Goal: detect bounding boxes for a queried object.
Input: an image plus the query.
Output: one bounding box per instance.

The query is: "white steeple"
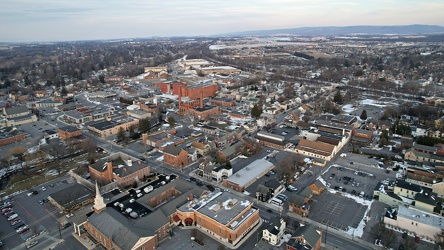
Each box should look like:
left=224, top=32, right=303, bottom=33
left=93, top=182, right=106, bottom=213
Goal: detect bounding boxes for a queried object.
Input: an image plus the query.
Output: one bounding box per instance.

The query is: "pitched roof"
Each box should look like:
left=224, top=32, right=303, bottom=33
left=289, top=194, right=306, bottom=206
left=88, top=209, right=148, bottom=250
left=264, top=179, right=281, bottom=190
left=256, top=184, right=269, bottom=194
left=296, top=139, right=335, bottom=156
left=4, top=105, right=28, bottom=115
left=49, top=183, right=93, bottom=208
left=163, top=144, right=184, bottom=156
left=191, top=141, right=207, bottom=150
left=292, top=224, right=321, bottom=247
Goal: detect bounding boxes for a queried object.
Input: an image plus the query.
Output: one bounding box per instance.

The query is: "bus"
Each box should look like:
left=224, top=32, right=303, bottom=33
left=270, top=198, right=283, bottom=206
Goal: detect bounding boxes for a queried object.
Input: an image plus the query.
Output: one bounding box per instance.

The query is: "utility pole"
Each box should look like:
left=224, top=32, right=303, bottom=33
left=325, top=224, right=328, bottom=244
left=57, top=222, right=62, bottom=239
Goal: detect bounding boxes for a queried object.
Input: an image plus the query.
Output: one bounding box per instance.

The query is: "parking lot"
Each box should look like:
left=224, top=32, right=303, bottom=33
left=0, top=177, right=76, bottom=249
left=310, top=191, right=368, bottom=231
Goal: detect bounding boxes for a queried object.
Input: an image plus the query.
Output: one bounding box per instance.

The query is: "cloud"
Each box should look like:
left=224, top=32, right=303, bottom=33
left=0, top=0, right=443, bottom=42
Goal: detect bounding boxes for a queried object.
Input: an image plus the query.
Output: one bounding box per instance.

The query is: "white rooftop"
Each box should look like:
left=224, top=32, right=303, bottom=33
left=397, top=205, right=444, bottom=229
left=226, top=159, right=274, bottom=187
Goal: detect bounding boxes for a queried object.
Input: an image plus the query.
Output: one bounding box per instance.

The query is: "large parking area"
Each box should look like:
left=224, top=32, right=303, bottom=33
left=310, top=191, right=368, bottom=231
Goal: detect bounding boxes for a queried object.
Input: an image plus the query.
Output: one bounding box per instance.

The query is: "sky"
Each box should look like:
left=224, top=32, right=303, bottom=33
left=1, top=0, right=443, bottom=42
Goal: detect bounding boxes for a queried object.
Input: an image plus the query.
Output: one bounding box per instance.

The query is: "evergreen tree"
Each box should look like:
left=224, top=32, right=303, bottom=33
left=138, top=118, right=151, bottom=133
left=167, top=116, right=176, bottom=126
left=333, top=90, right=343, bottom=104
left=251, top=104, right=263, bottom=118
left=60, top=86, right=68, bottom=97
left=360, top=110, right=368, bottom=120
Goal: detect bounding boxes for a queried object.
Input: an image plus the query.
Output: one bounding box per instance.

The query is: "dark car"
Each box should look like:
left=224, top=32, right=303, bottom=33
left=267, top=209, right=273, bottom=213
left=190, top=177, right=196, bottom=182
left=206, top=185, right=215, bottom=192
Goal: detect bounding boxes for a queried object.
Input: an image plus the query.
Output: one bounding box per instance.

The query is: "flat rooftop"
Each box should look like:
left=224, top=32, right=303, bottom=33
left=397, top=205, right=444, bottom=229
left=178, top=191, right=256, bottom=229
left=226, top=159, right=274, bottom=187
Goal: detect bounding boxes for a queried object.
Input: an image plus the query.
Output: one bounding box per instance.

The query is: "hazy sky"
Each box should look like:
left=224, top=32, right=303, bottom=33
left=1, top=0, right=443, bottom=42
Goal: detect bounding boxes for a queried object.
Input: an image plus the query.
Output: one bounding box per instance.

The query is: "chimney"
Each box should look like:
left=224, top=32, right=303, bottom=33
left=127, top=159, right=132, bottom=166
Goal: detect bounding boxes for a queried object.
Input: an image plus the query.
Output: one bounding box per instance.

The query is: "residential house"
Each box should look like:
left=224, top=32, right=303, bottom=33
left=263, top=217, right=286, bottom=246
left=286, top=224, right=322, bottom=250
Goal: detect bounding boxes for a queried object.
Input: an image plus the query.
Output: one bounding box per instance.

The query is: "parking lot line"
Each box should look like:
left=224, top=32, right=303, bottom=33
left=16, top=201, right=37, bottom=222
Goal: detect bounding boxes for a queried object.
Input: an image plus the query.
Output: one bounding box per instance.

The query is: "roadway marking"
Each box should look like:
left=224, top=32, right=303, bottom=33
left=16, top=200, right=37, bottom=222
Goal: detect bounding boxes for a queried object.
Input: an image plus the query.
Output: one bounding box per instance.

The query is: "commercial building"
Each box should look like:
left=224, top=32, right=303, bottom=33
left=223, top=159, right=274, bottom=192
left=1, top=105, right=37, bottom=126
left=295, top=138, right=336, bottom=161
left=48, top=183, right=94, bottom=213
left=58, top=126, right=83, bottom=140
left=383, top=206, right=444, bottom=242
left=175, top=191, right=260, bottom=247
left=87, top=117, right=138, bottom=138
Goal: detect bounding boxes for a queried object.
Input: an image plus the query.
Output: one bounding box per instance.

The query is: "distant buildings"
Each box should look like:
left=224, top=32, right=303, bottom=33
left=1, top=105, right=37, bottom=127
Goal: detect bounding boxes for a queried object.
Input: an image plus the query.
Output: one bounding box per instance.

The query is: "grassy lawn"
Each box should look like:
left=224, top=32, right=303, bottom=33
left=4, top=173, right=58, bottom=196
left=2, top=151, right=107, bottom=197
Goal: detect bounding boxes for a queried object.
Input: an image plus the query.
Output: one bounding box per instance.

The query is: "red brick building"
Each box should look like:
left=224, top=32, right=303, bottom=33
left=286, top=224, right=322, bottom=250
left=210, top=97, right=236, bottom=107
left=163, top=144, right=189, bottom=168
left=288, top=187, right=313, bottom=217
left=176, top=191, right=260, bottom=247
left=0, top=131, right=26, bottom=146
left=58, top=126, right=83, bottom=140
left=88, top=157, right=150, bottom=187
left=79, top=184, right=159, bottom=250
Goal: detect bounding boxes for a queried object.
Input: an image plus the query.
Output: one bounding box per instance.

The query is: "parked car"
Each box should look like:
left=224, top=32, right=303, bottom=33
left=65, top=213, right=74, bottom=219
left=17, top=227, right=29, bottom=234
left=7, top=213, right=18, bottom=221
left=26, top=241, right=38, bottom=249
left=11, top=219, right=22, bottom=226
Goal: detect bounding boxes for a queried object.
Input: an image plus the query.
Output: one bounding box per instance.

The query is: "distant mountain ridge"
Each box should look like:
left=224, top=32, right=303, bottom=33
left=223, top=24, right=444, bottom=36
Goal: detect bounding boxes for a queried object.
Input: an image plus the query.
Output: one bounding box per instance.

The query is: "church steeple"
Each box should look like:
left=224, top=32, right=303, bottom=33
left=93, top=182, right=106, bottom=213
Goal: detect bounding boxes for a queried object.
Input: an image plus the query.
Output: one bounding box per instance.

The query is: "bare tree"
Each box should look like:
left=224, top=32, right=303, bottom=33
left=383, top=229, right=398, bottom=248
left=370, top=222, right=387, bottom=240
left=402, top=236, right=417, bottom=250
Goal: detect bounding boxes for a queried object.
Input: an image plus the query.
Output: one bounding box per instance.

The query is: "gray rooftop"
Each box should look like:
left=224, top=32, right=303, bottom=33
left=226, top=159, right=274, bottom=188
left=396, top=205, right=444, bottom=229
left=178, top=191, right=256, bottom=228
left=49, top=183, right=93, bottom=208
left=4, top=105, right=28, bottom=115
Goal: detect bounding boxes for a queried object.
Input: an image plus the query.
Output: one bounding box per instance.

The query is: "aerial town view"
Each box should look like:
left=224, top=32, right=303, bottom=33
left=1, top=1, right=444, bottom=250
